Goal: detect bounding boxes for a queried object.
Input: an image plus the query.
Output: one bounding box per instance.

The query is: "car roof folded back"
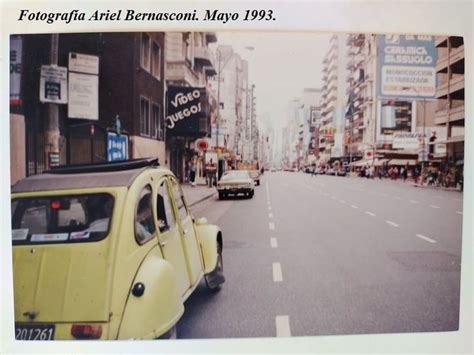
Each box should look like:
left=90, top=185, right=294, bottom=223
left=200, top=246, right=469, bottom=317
left=12, top=168, right=145, bottom=193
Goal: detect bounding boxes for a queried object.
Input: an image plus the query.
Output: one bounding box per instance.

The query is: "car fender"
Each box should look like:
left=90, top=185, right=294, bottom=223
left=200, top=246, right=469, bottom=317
left=195, top=222, right=222, bottom=274
left=118, top=247, right=184, bottom=339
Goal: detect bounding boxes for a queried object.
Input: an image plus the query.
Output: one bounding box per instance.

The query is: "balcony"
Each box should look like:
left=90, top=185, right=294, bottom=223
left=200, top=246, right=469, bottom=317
left=435, top=36, right=448, bottom=47
left=204, top=65, right=217, bottom=77
left=436, top=45, right=464, bottom=72
left=194, top=46, right=215, bottom=67
left=166, top=61, right=199, bottom=86
left=435, top=75, right=464, bottom=98
left=206, top=32, right=218, bottom=43
left=434, top=104, right=465, bottom=125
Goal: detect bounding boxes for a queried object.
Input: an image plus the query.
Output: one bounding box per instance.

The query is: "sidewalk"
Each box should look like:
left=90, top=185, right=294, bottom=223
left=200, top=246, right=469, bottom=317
left=347, top=175, right=462, bottom=192
left=182, top=182, right=217, bottom=207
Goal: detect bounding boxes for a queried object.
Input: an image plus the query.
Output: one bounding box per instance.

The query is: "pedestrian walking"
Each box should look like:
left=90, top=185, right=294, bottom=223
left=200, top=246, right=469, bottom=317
left=206, top=159, right=217, bottom=188
left=402, top=167, right=408, bottom=182
left=189, top=160, right=196, bottom=187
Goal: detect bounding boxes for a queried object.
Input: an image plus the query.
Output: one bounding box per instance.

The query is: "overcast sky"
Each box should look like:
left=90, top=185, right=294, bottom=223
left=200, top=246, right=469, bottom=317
left=213, top=31, right=332, bottom=131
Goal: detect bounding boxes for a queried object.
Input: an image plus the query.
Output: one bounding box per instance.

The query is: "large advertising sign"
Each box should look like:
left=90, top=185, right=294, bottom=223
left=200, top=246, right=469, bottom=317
left=166, top=86, right=209, bottom=137
left=377, top=35, right=437, bottom=99
left=10, top=35, right=22, bottom=105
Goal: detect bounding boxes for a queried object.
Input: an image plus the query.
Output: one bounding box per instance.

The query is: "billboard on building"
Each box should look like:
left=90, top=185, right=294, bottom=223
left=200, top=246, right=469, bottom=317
left=68, top=53, right=99, bottom=120
left=166, top=86, right=210, bottom=137
left=377, top=35, right=437, bottom=99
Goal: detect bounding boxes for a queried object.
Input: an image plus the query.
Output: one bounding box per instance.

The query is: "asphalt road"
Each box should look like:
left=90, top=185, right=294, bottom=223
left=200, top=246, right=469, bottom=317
left=179, top=172, right=463, bottom=339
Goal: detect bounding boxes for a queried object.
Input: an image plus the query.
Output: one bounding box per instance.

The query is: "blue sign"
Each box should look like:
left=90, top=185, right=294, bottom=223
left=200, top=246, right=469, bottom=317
left=377, top=35, right=437, bottom=99
left=107, top=132, right=128, bottom=161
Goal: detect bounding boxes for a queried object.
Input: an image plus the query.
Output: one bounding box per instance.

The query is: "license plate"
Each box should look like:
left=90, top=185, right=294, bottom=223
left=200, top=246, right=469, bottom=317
left=15, top=324, right=55, bottom=340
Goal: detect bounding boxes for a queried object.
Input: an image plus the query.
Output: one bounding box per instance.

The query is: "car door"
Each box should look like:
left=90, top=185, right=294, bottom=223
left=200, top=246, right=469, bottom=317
left=169, top=177, right=204, bottom=287
left=154, top=179, right=191, bottom=297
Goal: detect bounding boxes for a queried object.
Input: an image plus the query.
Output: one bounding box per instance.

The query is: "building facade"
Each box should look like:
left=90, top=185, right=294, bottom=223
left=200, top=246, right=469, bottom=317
left=10, top=32, right=167, bottom=185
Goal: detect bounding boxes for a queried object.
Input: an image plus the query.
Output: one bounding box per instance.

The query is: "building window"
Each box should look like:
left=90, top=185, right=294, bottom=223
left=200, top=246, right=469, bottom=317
left=151, top=42, right=161, bottom=79
left=141, top=33, right=150, bottom=71
left=140, top=97, right=151, bottom=137
left=152, top=103, right=164, bottom=140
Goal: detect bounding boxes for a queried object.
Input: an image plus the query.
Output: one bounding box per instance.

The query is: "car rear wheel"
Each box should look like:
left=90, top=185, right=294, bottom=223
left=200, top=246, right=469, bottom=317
left=218, top=192, right=224, bottom=200
left=205, top=243, right=224, bottom=292
left=157, top=325, right=177, bottom=340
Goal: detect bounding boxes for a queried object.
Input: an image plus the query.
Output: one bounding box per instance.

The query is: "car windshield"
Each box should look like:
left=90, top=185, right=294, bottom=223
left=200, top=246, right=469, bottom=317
left=11, top=193, right=114, bottom=245
left=221, top=171, right=250, bottom=181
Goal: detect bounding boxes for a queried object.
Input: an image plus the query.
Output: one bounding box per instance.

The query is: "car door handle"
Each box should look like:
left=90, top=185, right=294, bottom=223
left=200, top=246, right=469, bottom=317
left=159, top=239, right=168, bottom=246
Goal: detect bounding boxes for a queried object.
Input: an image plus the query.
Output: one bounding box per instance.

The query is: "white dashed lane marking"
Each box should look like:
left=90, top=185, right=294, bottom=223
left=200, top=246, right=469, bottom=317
left=272, top=263, right=283, bottom=282
left=275, top=315, right=292, bottom=337
left=386, top=220, right=399, bottom=227
left=416, top=234, right=437, bottom=244
left=429, top=205, right=440, bottom=209
left=456, top=211, right=463, bottom=215
left=365, top=211, right=376, bottom=217
left=351, top=204, right=359, bottom=209
left=271, top=238, right=278, bottom=248
left=269, top=222, right=275, bottom=230
left=269, top=213, right=273, bottom=219
left=339, top=200, right=346, bottom=204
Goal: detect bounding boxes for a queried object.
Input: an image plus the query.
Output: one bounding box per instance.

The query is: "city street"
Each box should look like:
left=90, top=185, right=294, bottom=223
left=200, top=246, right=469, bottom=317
left=180, top=172, right=463, bottom=338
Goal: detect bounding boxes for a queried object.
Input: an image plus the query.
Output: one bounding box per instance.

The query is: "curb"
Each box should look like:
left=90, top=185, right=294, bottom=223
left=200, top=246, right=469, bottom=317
left=413, top=184, right=462, bottom=192
left=188, top=191, right=218, bottom=207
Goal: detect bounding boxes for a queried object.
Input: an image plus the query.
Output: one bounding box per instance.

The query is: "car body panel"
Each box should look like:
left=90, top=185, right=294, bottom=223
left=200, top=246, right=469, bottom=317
left=195, top=222, right=221, bottom=274
left=11, top=162, right=223, bottom=340
left=118, top=247, right=183, bottom=340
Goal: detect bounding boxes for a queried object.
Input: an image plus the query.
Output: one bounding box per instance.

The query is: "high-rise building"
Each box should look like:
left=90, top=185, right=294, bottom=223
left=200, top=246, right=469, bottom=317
left=319, top=34, right=348, bottom=164
left=434, top=36, right=464, bottom=172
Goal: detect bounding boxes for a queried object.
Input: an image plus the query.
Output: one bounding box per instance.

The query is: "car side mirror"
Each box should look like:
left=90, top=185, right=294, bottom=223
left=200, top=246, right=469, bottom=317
left=195, top=217, right=208, bottom=226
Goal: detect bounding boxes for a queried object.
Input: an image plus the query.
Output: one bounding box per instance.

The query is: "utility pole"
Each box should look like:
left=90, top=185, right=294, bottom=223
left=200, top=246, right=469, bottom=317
left=45, top=34, right=60, bottom=169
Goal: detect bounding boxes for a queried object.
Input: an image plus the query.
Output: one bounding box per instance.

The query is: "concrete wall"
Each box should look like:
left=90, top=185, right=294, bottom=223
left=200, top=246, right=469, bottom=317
left=10, top=114, right=26, bottom=185
left=131, top=135, right=166, bottom=167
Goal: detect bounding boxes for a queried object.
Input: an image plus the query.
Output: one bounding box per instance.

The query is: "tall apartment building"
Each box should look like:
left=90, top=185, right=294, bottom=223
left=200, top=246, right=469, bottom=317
left=301, top=88, right=322, bottom=165
left=319, top=34, right=348, bottom=164
left=434, top=36, right=464, bottom=170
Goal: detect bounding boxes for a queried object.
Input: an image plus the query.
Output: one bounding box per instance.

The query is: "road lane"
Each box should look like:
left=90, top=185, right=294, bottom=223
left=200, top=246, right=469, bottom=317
left=179, top=172, right=462, bottom=339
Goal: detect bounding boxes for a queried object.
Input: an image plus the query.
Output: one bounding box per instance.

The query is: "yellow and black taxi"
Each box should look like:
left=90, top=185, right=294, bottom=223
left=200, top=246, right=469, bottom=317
left=11, top=158, right=224, bottom=340
left=216, top=170, right=254, bottom=199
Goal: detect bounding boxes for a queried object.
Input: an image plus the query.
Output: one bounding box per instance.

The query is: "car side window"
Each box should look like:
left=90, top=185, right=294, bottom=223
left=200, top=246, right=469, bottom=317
left=171, top=179, right=188, bottom=220
left=157, top=181, right=176, bottom=233
left=135, top=185, right=156, bottom=244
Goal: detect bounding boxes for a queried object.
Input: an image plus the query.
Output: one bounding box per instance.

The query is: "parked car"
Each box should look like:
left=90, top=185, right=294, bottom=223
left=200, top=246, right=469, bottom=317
left=217, top=170, right=254, bottom=199
left=11, top=158, right=224, bottom=340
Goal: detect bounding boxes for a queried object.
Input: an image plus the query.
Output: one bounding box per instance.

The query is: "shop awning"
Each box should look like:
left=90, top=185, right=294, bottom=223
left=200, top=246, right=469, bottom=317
left=373, top=158, right=389, bottom=167
left=350, top=158, right=389, bottom=167
left=388, top=159, right=417, bottom=166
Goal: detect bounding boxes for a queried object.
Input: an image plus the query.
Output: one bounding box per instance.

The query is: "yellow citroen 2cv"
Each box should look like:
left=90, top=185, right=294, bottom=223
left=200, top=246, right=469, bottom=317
left=11, top=158, right=224, bottom=340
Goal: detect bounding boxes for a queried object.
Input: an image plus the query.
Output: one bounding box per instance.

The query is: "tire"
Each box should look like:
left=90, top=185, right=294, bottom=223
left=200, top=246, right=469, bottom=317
left=157, top=325, right=177, bottom=340
left=205, top=243, right=224, bottom=292
left=218, top=192, right=224, bottom=200
left=249, top=191, right=254, bottom=198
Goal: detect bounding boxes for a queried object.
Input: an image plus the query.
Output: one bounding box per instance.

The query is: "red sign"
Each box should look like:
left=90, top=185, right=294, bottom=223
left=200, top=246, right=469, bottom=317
left=196, top=139, right=209, bottom=152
